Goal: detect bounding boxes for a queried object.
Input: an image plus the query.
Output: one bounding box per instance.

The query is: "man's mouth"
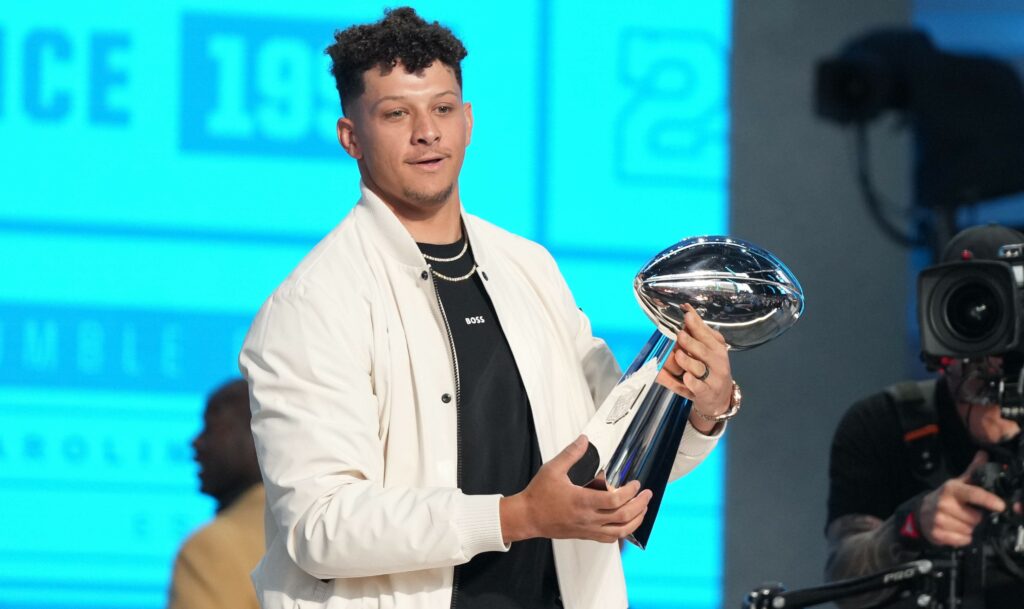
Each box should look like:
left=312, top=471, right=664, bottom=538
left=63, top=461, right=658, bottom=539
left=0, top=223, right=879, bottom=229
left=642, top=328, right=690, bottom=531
left=408, top=155, right=446, bottom=168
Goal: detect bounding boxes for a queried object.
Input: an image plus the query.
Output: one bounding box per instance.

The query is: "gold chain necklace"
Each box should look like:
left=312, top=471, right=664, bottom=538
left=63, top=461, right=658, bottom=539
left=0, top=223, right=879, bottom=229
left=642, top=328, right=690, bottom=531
left=421, top=240, right=468, bottom=263
left=430, top=264, right=478, bottom=282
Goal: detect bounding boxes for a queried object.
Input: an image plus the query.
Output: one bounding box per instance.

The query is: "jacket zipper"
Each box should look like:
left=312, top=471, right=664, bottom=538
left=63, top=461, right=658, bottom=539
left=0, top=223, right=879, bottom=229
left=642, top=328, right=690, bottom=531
left=429, top=271, right=463, bottom=609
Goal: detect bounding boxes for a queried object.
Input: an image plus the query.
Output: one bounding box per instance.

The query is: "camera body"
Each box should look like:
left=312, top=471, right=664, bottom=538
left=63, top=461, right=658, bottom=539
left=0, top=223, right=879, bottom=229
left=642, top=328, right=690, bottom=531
left=918, top=244, right=1024, bottom=359
left=971, top=448, right=1024, bottom=562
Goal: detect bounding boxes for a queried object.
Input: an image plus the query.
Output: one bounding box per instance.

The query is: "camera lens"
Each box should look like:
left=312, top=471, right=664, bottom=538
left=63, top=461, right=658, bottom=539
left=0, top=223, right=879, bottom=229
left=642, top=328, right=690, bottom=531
left=919, top=260, right=1018, bottom=358
left=945, top=281, right=1002, bottom=341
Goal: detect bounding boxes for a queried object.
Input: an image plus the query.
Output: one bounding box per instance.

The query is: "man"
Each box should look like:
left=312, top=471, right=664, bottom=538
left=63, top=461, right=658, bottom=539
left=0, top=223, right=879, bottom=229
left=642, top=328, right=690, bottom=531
left=826, top=224, right=1024, bottom=608
left=168, top=378, right=265, bottom=609
left=239, top=7, right=738, bottom=609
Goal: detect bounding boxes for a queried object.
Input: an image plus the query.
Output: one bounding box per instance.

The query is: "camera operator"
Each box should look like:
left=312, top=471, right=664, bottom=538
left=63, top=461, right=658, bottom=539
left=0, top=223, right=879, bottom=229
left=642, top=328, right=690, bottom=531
left=825, top=224, right=1024, bottom=608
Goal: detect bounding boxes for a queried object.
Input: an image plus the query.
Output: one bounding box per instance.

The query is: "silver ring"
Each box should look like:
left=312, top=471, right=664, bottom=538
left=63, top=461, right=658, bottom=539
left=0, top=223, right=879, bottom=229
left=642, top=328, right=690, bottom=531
left=697, top=362, right=711, bottom=382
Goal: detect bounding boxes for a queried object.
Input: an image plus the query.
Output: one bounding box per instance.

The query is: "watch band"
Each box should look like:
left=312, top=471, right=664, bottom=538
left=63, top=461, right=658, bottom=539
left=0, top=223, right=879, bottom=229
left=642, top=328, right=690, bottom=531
left=692, top=380, right=742, bottom=423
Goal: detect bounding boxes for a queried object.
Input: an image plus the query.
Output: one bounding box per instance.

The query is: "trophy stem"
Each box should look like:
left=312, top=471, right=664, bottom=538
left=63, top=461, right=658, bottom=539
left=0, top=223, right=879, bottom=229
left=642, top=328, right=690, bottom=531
left=620, top=329, right=674, bottom=381
left=604, top=329, right=693, bottom=549
left=624, top=392, right=691, bottom=549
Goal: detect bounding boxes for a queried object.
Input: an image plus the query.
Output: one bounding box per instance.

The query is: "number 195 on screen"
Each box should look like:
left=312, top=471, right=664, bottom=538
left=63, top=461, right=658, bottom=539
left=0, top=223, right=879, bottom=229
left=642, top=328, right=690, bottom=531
left=180, top=14, right=342, bottom=158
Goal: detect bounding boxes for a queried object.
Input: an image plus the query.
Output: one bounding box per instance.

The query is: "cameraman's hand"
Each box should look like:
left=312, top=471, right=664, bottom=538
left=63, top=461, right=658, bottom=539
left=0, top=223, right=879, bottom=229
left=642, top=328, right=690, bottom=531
left=499, top=436, right=653, bottom=544
left=918, top=451, right=1006, bottom=547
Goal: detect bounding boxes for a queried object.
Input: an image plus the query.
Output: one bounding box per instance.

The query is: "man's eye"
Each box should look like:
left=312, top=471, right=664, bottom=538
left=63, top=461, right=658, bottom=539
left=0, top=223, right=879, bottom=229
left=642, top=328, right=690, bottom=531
left=385, top=109, right=406, bottom=119
left=436, top=105, right=452, bottom=114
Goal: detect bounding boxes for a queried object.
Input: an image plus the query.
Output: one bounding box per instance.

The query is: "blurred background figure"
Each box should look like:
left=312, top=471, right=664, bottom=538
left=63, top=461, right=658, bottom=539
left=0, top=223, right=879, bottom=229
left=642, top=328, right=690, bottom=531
left=168, top=378, right=264, bottom=609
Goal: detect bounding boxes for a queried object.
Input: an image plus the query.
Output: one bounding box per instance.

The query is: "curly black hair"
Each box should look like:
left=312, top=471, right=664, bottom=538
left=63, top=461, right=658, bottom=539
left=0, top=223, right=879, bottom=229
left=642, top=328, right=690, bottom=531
left=325, top=7, right=468, bottom=116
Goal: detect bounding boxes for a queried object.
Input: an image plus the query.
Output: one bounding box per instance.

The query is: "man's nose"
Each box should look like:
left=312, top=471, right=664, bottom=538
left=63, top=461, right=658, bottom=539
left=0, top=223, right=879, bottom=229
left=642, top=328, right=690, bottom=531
left=411, top=114, right=440, bottom=144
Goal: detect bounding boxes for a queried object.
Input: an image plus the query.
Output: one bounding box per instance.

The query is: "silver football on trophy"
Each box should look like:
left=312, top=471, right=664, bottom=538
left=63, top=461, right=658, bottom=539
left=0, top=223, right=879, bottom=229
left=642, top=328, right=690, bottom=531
left=634, top=236, right=804, bottom=350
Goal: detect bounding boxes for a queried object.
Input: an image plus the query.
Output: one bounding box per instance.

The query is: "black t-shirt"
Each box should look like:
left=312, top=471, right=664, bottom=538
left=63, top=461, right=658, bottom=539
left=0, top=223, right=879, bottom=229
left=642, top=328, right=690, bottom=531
left=827, top=381, right=1023, bottom=607
left=419, top=236, right=561, bottom=609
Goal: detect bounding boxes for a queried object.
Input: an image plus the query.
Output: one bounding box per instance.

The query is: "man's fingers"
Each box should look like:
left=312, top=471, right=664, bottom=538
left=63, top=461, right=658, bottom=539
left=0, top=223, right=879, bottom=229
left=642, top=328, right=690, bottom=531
left=660, top=347, right=685, bottom=378
left=663, top=340, right=709, bottom=377
left=598, top=488, right=652, bottom=518
left=931, top=529, right=974, bottom=547
left=581, top=480, right=641, bottom=511
left=953, top=483, right=1006, bottom=513
left=656, top=352, right=697, bottom=396
left=601, top=507, right=649, bottom=541
left=655, top=368, right=696, bottom=399
left=683, top=303, right=719, bottom=343
left=672, top=348, right=711, bottom=382
left=932, top=509, right=978, bottom=536
left=676, top=331, right=711, bottom=363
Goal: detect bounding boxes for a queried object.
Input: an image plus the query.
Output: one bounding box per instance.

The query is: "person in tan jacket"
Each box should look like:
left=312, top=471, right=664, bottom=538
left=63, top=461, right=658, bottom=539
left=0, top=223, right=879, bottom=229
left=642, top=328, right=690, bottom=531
left=168, top=378, right=265, bottom=609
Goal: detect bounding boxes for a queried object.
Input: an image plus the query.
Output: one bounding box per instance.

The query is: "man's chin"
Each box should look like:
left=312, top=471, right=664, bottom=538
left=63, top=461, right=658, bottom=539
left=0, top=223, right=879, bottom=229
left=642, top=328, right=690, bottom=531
left=197, top=474, right=215, bottom=496
left=403, top=184, right=455, bottom=207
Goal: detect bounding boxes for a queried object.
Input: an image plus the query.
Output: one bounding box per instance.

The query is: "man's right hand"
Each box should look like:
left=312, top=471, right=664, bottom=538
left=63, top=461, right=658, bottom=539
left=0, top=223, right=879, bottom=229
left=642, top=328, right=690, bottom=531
left=917, top=450, right=1006, bottom=547
left=499, top=435, right=653, bottom=544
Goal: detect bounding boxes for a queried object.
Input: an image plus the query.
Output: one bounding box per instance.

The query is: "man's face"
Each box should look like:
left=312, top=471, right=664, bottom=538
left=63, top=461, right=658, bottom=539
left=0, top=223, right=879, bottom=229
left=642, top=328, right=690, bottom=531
left=337, top=61, right=473, bottom=217
left=191, top=402, right=259, bottom=502
left=945, top=357, right=1021, bottom=445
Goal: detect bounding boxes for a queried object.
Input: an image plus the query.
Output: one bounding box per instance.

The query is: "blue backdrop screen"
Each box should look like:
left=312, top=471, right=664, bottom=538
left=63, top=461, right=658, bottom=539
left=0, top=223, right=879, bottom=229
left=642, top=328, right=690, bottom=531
left=0, top=2, right=730, bottom=607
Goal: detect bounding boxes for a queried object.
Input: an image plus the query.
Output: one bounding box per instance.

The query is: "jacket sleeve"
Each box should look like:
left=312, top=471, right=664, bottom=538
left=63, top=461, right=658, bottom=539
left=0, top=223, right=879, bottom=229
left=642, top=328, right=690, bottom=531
left=239, top=283, right=507, bottom=581
left=823, top=510, right=923, bottom=609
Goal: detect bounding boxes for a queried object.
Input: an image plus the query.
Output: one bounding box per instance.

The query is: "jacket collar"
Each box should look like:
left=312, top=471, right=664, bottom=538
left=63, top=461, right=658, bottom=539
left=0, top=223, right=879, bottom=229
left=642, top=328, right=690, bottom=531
left=354, top=181, right=492, bottom=270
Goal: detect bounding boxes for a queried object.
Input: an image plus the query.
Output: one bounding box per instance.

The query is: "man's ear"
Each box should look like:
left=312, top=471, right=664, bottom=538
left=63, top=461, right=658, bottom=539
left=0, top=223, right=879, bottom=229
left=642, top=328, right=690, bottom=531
left=463, top=102, right=473, bottom=147
left=337, top=117, right=361, bottom=159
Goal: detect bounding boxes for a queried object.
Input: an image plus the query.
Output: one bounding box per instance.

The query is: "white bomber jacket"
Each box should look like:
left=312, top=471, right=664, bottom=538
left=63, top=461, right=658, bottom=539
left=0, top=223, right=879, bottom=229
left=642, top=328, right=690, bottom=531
left=239, top=184, right=721, bottom=609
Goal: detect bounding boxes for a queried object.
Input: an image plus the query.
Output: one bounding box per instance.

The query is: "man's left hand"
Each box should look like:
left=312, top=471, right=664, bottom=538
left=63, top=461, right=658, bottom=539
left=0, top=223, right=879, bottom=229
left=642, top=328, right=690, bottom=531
left=656, top=303, right=733, bottom=433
